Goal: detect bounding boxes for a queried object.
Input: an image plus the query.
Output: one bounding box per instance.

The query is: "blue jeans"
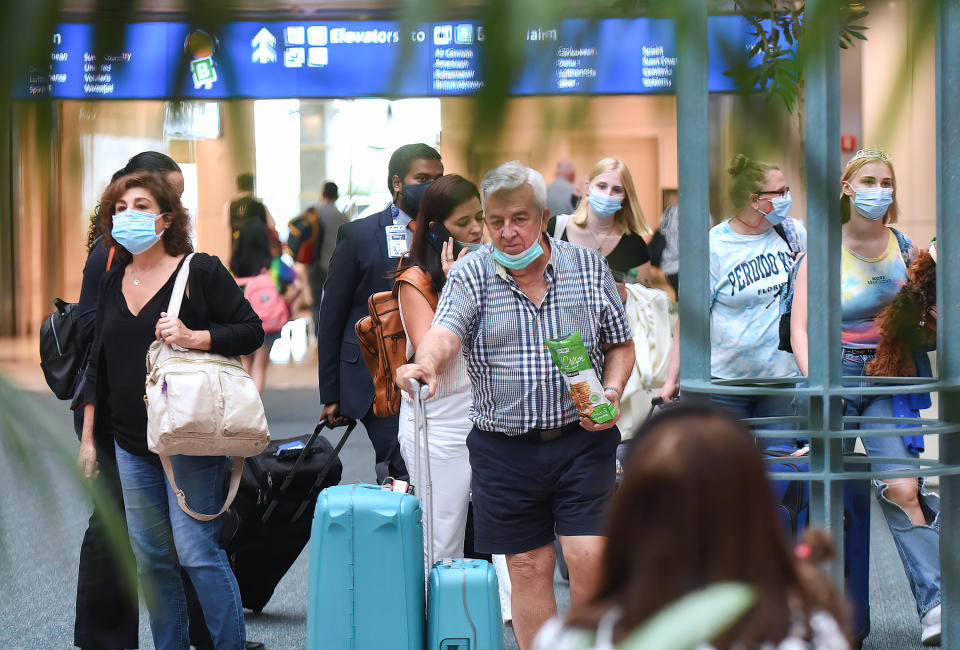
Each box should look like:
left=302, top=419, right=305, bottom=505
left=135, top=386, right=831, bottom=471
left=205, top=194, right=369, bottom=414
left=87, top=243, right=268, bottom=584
left=711, top=392, right=799, bottom=449
left=115, top=443, right=245, bottom=649
left=841, top=350, right=941, bottom=617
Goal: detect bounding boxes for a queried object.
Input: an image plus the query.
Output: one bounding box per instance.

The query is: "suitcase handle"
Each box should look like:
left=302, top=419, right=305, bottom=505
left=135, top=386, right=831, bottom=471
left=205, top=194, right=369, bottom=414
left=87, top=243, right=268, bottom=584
left=261, top=416, right=358, bottom=524
left=409, top=378, right=435, bottom=571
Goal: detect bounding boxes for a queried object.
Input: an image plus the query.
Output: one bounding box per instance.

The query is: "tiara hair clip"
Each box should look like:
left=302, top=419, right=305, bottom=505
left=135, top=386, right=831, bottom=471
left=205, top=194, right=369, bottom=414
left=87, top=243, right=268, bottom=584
left=851, top=146, right=892, bottom=163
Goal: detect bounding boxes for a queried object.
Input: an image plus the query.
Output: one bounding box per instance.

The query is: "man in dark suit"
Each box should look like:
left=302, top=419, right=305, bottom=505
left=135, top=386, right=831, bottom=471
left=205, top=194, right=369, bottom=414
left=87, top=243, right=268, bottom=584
left=317, top=143, right=443, bottom=480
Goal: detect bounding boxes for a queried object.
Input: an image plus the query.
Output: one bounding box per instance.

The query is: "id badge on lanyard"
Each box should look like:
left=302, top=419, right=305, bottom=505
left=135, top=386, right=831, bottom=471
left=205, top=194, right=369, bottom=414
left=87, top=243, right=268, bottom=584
left=386, top=224, right=409, bottom=258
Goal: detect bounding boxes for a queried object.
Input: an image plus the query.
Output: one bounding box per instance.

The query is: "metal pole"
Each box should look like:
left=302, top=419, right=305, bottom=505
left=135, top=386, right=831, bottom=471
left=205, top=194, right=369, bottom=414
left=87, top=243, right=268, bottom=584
left=802, top=0, right=844, bottom=581
left=676, top=0, right=710, bottom=389
left=0, top=97, right=14, bottom=336
left=935, top=0, right=959, bottom=644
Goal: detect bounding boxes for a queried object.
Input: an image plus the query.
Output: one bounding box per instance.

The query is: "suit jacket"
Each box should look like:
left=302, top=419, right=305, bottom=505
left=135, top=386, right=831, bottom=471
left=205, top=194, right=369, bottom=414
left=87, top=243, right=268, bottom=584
left=317, top=205, right=399, bottom=419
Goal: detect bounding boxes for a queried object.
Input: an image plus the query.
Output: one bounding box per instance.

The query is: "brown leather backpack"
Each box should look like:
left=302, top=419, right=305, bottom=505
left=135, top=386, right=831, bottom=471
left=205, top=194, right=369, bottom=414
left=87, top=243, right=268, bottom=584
left=355, top=266, right=438, bottom=417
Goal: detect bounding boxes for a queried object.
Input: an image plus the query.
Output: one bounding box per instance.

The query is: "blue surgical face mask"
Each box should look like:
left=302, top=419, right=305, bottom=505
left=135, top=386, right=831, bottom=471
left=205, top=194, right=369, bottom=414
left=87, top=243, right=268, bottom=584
left=761, top=192, right=792, bottom=226
left=587, top=192, right=623, bottom=218
left=456, top=236, right=484, bottom=253
left=492, top=238, right=543, bottom=270
left=852, top=186, right=894, bottom=221
left=112, top=209, right=164, bottom=254
left=491, top=215, right=545, bottom=270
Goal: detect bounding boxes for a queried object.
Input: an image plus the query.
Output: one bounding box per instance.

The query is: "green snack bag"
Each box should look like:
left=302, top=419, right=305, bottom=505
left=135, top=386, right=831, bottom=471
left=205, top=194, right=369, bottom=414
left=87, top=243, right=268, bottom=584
left=547, top=332, right=618, bottom=425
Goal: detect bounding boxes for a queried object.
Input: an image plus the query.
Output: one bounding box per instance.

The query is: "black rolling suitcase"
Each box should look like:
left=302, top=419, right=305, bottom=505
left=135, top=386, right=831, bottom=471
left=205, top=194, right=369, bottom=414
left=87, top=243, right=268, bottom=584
left=225, top=417, right=357, bottom=612
left=190, top=418, right=357, bottom=646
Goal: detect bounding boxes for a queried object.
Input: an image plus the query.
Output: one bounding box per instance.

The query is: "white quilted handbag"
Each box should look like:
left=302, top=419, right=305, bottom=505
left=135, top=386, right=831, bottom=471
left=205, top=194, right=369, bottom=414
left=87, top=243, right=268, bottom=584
left=145, top=253, right=270, bottom=521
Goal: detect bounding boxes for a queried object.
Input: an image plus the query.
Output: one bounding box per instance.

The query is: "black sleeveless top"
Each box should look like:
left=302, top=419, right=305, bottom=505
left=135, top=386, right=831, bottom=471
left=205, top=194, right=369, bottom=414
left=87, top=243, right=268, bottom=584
left=547, top=215, right=650, bottom=280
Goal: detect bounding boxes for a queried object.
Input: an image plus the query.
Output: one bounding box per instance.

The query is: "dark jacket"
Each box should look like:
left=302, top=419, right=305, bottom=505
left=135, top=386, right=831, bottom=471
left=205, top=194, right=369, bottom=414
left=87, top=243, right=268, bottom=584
left=85, top=252, right=264, bottom=443
left=77, top=238, right=111, bottom=351
left=71, top=238, right=112, bottom=416
left=317, top=205, right=399, bottom=419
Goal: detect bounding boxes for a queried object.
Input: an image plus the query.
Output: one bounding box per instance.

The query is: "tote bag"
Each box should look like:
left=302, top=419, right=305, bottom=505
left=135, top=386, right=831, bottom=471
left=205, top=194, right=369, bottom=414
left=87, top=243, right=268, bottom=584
left=145, top=254, right=270, bottom=521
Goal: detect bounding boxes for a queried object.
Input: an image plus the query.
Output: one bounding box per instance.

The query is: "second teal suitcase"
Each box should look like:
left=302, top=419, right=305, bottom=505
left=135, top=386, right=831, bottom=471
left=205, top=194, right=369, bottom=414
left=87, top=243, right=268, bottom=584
left=307, top=484, right=425, bottom=650
left=427, top=559, right=503, bottom=650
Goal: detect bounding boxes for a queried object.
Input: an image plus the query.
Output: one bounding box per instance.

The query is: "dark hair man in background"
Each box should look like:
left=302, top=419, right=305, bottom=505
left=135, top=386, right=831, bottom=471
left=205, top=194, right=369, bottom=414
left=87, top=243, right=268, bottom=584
left=316, top=143, right=443, bottom=480
left=226, top=172, right=277, bottom=245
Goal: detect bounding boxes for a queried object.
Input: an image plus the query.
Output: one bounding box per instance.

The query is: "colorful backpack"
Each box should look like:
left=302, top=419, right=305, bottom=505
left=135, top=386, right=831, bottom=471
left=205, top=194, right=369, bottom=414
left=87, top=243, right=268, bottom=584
left=237, top=272, right=291, bottom=335
left=287, top=209, right=321, bottom=265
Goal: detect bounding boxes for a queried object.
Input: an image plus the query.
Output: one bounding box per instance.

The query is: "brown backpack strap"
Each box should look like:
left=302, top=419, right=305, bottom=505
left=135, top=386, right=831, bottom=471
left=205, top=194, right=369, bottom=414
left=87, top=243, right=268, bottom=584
left=394, top=266, right=438, bottom=311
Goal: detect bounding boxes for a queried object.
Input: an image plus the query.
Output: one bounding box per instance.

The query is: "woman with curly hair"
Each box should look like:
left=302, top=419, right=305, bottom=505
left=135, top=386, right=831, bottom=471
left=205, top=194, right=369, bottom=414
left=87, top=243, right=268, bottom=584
left=81, top=171, right=263, bottom=649
left=73, top=151, right=183, bottom=650
left=790, top=147, right=942, bottom=645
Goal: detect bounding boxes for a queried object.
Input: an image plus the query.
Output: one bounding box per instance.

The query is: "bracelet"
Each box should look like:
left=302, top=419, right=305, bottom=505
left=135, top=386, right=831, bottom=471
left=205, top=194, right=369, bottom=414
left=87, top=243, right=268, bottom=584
left=603, top=386, right=621, bottom=397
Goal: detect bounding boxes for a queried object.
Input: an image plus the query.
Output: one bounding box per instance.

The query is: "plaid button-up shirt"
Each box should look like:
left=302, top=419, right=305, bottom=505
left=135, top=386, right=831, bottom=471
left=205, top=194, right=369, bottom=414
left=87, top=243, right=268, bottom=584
left=433, top=236, right=632, bottom=436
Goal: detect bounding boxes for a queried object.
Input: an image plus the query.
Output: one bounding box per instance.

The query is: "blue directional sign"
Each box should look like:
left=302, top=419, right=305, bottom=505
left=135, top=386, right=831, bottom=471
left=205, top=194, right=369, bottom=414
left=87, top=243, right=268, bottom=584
left=14, top=16, right=761, bottom=99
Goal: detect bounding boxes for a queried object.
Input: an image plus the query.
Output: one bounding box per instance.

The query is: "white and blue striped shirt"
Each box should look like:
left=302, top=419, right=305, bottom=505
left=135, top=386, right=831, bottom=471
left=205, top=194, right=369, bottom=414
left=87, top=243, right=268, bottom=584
left=433, top=236, right=632, bottom=436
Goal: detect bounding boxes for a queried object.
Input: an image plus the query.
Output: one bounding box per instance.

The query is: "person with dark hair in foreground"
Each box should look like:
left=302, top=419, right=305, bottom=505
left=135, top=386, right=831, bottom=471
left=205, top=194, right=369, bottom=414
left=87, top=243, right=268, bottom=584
left=533, top=405, right=849, bottom=650
left=317, top=143, right=443, bottom=480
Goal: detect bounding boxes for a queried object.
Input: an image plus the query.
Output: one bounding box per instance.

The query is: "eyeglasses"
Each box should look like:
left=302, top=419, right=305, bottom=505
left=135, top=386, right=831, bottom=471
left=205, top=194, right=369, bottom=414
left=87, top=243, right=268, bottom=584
left=758, top=187, right=790, bottom=199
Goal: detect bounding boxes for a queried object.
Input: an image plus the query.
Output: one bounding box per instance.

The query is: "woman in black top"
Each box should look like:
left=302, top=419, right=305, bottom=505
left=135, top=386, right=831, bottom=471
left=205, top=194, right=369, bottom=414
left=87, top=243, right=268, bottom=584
left=547, top=157, right=652, bottom=299
left=73, top=151, right=183, bottom=650
left=82, top=171, right=262, bottom=650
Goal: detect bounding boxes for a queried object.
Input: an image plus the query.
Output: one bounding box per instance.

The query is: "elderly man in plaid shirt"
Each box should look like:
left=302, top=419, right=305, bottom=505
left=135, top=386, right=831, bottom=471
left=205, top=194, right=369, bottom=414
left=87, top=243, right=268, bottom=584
left=397, top=161, right=635, bottom=648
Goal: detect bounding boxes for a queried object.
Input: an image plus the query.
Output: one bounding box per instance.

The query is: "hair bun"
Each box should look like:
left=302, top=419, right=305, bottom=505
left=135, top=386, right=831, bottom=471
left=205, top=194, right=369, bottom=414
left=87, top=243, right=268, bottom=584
left=729, top=154, right=751, bottom=177
left=800, top=529, right=836, bottom=563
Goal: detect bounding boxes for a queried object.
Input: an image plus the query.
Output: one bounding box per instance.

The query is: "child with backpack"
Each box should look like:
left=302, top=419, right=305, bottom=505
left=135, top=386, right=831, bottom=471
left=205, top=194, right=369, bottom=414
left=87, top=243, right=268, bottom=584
left=231, top=219, right=301, bottom=392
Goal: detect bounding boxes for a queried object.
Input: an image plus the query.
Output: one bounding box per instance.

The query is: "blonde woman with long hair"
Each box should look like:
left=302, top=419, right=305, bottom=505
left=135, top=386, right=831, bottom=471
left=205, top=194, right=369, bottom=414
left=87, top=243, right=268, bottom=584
left=548, top=158, right=652, bottom=298
left=791, top=146, right=942, bottom=646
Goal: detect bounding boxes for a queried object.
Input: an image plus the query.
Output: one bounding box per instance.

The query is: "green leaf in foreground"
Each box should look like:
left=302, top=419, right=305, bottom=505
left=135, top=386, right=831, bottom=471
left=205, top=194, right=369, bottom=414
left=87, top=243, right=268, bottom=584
left=618, top=582, right=756, bottom=650
left=0, top=373, right=137, bottom=598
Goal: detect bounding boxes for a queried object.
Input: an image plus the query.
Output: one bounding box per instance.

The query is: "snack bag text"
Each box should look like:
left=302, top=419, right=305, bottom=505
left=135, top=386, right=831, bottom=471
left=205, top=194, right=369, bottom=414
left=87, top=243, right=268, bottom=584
left=547, top=332, right=618, bottom=425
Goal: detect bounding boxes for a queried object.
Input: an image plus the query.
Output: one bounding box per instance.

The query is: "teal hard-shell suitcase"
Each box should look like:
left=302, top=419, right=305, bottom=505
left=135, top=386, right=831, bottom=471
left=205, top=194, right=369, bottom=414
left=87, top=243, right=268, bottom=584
left=427, top=559, right=503, bottom=650
left=307, top=484, right=425, bottom=650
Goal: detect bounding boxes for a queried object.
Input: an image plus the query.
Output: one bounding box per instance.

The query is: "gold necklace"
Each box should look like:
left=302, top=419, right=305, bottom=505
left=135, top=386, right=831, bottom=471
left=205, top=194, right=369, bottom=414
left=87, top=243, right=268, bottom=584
left=129, top=260, right=164, bottom=287
left=586, top=224, right=617, bottom=252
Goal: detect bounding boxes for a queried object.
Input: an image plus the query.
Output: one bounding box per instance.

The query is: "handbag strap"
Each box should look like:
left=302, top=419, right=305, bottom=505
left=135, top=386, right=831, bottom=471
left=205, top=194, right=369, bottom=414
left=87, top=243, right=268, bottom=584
left=160, top=455, right=244, bottom=522
left=166, top=253, right=196, bottom=321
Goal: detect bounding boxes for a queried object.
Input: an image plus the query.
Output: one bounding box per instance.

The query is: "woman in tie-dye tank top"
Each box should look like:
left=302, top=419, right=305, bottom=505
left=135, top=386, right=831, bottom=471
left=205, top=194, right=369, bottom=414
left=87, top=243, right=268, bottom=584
left=790, top=147, right=942, bottom=646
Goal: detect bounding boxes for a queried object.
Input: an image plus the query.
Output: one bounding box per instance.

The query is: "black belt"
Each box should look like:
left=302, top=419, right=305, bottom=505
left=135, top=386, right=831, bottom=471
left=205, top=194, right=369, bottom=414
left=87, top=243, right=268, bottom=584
left=843, top=348, right=877, bottom=356
left=526, top=420, right=581, bottom=442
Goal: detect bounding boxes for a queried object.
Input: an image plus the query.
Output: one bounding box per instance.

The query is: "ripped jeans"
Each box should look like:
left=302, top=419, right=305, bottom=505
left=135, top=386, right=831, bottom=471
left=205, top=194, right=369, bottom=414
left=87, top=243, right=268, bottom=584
left=842, top=349, right=941, bottom=618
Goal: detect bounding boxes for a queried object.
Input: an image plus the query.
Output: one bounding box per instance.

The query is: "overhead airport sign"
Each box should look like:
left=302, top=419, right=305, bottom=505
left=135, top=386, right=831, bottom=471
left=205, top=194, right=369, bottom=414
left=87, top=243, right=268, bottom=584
left=16, top=17, right=762, bottom=99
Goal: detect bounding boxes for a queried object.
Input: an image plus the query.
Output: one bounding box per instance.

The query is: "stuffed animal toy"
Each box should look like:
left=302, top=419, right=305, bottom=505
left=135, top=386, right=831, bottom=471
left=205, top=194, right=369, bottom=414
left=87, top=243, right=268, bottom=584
left=866, top=246, right=937, bottom=377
